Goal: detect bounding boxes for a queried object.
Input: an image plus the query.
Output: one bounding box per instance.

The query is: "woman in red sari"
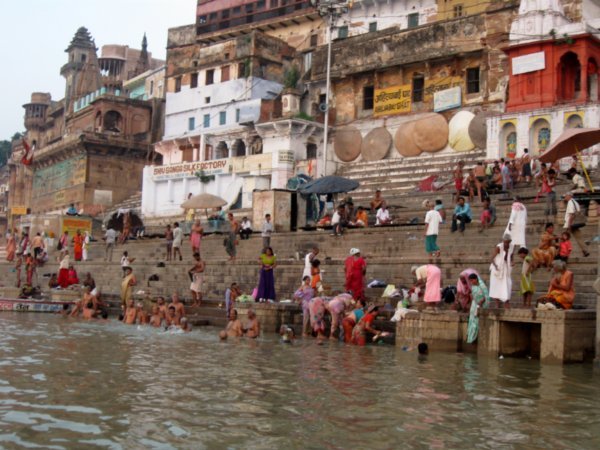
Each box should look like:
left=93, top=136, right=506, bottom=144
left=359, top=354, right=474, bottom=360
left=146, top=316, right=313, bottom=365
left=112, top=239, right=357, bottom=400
left=73, top=230, right=84, bottom=262
left=344, top=248, right=367, bottom=300
left=57, top=253, right=70, bottom=288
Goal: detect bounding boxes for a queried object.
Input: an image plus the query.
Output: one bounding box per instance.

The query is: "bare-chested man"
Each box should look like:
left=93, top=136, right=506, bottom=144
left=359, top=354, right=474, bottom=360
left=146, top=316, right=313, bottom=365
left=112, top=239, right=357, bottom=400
left=243, top=309, right=260, bottom=338
left=370, top=189, right=385, bottom=212
left=225, top=309, right=244, bottom=338
left=149, top=306, right=163, bottom=327
left=189, top=253, right=206, bottom=307
left=136, top=302, right=148, bottom=325
left=124, top=299, right=137, bottom=325
left=156, top=296, right=167, bottom=319
left=169, top=293, right=186, bottom=319
left=165, top=305, right=179, bottom=327
left=71, top=286, right=97, bottom=317
left=82, top=300, right=97, bottom=320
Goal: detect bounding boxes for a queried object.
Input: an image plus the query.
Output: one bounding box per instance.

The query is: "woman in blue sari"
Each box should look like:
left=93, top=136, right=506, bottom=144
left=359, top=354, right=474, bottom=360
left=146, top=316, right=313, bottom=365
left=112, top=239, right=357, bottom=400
left=256, top=247, right=276, bottom=302
left=467, top=273, right=490, bottom=344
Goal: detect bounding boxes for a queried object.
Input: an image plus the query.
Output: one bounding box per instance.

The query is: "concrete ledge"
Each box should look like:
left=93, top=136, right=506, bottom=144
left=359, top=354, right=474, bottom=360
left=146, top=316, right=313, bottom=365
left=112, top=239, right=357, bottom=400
left=234, top=302, right=303, bottom=334
left=395, top=311, right=473, bottom=353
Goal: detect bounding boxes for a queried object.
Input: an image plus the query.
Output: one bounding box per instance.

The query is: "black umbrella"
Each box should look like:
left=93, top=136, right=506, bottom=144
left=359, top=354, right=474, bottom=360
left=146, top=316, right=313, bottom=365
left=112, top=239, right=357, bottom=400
left=298, top=175, right=359, bottom=195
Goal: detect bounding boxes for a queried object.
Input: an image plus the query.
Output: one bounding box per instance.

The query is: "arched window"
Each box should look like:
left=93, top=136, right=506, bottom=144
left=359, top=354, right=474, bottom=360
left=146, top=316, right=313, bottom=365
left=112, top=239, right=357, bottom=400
left=215, top=141, right=229, bottom=159
left=565, top=114, right=583, bottom=129
left=557, top=52, right=581, bottom=102
left=232, top=139, right=246, bottom=157
left=500, top=122, right=517, bottom=158
left=103, top=110, right=123, bottom=132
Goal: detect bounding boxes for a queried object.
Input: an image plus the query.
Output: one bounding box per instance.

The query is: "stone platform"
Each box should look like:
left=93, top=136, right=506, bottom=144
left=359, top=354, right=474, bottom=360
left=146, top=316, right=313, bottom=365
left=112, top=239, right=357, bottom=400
left=395, top=309, right=596, bottom=364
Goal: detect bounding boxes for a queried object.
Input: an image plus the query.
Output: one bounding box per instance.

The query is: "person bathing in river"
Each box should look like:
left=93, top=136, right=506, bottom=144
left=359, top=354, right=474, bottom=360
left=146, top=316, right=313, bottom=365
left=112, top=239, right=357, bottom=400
left=294, top=276, right=314, bottom=337
left=342, top=299, right=366, bottom=344
left=149, top=306, right=163, bottom=328
left=351, top=304, right=383, bottom=346
left=124, top=299, right=137, bottom=325
left=169, top=293, right=186, bottom=319
left=224, top=309, right=244, bottom=338
left=243, top=309, right=260, bottom=338
left=165, top=305, right=180, bottom=327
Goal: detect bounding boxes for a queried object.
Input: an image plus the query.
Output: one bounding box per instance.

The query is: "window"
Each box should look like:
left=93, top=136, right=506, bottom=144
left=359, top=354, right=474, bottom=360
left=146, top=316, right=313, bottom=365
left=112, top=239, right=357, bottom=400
left=190, top=73, right=198, bottom=89
left=363, top=85, right=374, bottom=110
left=198, top=15, right=207, bottom=24
left=174, top=76, right=182, bottom=93
left=222, top=9, right=230, bottom=19
left=219, top=111, right=226, bottom=125
left=188, top=117, right=195, bottom=131
left=233, top=6, right=241, bottom=14
left=236, top=108, right=241, bottom=122
left=209, top=12, right=217, bottom=20
left=306, top=143, right=317, bottom=159
left=319, top=93, right=327, bottom=108
left=203, top=114, right=210, bottom=128
left=150, top=80, right=154, bottom=95
left=337, top=25, right=348, bottom=39
left=221, top=65, right=230, bottom=82
left=453, top=5, right=463, bottom=18
left=238, top=62, right=247, bottom=78
left=310, top=34, right=318, bottom=47
left=270, top=0, right=278, bottom=7
left=369, top=22, right=377, bottom=33
left=205, top=97, right=211, bottom=104
left=81, top=54, right=87, bottom=62
left=245, top=3, right=253, bottom=12
left=466, top=67, right=480, bottom=94
left=257, top=0, right=266, bottom=9
left=412, top=76, right=424, bottom=102
left=206, top=69, right=214, bottom=85
left=407, top=13, right=419, bottom=28
left=304, top=51, right=313, bottom=71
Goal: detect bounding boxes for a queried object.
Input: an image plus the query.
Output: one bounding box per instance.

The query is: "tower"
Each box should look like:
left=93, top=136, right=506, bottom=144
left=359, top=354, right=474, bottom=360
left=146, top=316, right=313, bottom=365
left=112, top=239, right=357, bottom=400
left=60, top=27, right=102, bottom=114
left=133, top=33, right=150, bottom=78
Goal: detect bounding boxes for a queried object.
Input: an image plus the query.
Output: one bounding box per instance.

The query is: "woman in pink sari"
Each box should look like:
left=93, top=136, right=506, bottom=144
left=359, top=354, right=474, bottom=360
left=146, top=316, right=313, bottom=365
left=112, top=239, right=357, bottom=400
left=309, top=296, right=327, bottom=339
left=326, top=293, right=355, bottom=340
left=5, top=230, right=16, bottom=262
left=456, top=268, right=479, bottom=312
left=412, top=264, right=441, bottom=309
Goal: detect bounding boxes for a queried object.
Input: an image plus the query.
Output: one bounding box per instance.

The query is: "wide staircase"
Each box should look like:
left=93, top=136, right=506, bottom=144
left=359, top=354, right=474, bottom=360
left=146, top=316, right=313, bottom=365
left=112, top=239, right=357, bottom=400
left=0, top=152, right=598, bottom=333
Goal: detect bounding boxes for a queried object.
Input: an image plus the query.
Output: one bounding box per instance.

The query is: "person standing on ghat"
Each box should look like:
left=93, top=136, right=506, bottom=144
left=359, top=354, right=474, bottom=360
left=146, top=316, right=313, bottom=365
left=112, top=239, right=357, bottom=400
left=504, top=197, right=527, bottom=249
left=172, top=222, right=183, bottom=261
left=225, top=213, right=239, bottom=262
left=189, top=252, right=205, bottom=307
left=423, top=200, right=442, bottom=258
left=489, top=234, right=515, bottom=309
left=261, top=213, right=273, bottom=251
left=302, top=247, right=319, bottom=280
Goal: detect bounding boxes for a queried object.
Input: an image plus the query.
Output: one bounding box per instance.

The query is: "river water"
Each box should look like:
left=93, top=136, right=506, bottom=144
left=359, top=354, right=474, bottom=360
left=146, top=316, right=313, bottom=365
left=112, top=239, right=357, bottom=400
left=0, top=313, right=599, bottom=449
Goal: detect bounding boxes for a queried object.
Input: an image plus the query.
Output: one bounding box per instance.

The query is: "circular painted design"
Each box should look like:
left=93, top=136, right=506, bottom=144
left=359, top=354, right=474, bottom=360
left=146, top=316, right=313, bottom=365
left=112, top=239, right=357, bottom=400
left=394, top=121, right=421, bottom=157
left=448, top=110, right=475, bottom=152
left=361, top=127, right=392, bottom=161
left=468, top=112, right=488, bottom=150
left=413, top=113, right=449, bottom=153
left=334, top=127, right=362, bottom=162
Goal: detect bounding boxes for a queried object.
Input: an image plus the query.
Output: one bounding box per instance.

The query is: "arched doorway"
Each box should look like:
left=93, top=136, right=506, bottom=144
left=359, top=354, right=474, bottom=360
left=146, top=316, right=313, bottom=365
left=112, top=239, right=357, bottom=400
left=232, top=139, right=246, bottom=157
left=557, top=52, right=581, bottom=102
left=104, top=110, right=123, bottom=132
left=530, top=118, right=551, bottom=155
left=215, top=141, right=229, bottom=159
left=500, top=122, right=517, bottom=158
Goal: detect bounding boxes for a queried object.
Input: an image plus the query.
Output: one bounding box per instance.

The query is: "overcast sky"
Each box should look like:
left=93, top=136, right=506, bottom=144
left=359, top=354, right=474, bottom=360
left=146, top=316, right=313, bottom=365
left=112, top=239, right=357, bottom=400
left=0, top=0, right=196, bottom=139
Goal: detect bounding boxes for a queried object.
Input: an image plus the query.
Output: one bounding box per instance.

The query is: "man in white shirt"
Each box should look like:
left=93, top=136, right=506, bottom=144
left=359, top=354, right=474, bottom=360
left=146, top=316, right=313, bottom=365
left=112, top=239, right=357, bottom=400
left=563, top=192, right=590, bottom=257
left=569, top=168, right=587, bottom=193
left=104, top=227, right=116, bottom=262
left=424, top=201, right=442, bottom=257
left=261, top=214, right=273, bottom=250
left=375, top=203, right=392, bottom=226
left=240, top=217, right=252, bottom=240
left=172, top=222, right=183, bottom=261
left=331, top=205, right=346, bottom=236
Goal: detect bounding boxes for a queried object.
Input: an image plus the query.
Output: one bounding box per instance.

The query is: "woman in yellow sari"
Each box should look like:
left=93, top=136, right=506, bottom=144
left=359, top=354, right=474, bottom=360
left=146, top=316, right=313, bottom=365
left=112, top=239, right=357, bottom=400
left=537, top=260, right=574, bottom=310
left=532, top=223, right=558, bottom=269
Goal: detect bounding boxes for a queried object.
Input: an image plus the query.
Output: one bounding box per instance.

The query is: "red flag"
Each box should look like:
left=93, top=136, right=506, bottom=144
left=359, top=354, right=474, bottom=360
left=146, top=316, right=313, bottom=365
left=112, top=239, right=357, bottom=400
left=21, top=139, right=34, bottom=166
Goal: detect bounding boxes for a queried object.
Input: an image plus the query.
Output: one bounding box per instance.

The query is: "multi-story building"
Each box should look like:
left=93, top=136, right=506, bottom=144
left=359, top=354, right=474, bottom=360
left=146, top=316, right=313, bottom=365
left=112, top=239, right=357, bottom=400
left=8, top=27, right=165, bottom=219
left=486, top=0, right=600, bottom=164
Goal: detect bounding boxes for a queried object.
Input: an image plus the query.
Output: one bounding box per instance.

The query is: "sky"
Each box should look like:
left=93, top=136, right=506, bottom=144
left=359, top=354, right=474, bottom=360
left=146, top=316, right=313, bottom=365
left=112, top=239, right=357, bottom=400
left=0, top=0, right=196, bottom=139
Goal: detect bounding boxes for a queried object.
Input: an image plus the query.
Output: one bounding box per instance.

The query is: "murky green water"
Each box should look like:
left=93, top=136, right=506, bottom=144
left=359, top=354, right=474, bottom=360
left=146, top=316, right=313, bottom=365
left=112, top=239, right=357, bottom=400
left=0, top=313, right=599, bottom=449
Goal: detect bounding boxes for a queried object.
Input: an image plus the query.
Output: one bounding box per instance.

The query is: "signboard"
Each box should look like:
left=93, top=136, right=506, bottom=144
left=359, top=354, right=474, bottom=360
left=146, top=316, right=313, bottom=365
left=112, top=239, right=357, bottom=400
left=11, top=206, right=28, bottom=215
left=278, top=150, right=295, bottom=165
left=512, top=51, right=545, bottom=75
left=32, top=154, right=86, bottom=195
left=433, top=86, right=462, bottom=112
left=61, top=216, right=92, bottom=236
left=424, top=76, right=463, bottom=103
left=151, top=159, right=230, bottom=181
left=0, top=300, right=68, bottom=313
left=374, top=84, right=412, bottom=117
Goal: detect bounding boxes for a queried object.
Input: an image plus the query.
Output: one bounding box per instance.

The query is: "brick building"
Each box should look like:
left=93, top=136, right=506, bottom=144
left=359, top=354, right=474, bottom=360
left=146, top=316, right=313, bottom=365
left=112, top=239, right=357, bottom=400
left=8, top=27, right=165, bottom=219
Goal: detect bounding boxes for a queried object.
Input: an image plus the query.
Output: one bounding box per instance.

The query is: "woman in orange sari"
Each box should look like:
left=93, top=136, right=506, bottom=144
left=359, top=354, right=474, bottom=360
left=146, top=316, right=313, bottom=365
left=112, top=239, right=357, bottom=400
left=532, top=223, right=558, bottom=269
left=5, top=230, right=16, bottom=262
left=537, top=260, right=574, bottom=310
left=73, top=230, right=84, bottom=262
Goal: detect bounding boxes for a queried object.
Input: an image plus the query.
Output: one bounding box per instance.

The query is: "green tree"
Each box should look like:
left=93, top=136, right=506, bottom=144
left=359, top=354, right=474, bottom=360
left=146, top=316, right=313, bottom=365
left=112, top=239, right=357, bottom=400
left=0, top=132, right=24, bottom=167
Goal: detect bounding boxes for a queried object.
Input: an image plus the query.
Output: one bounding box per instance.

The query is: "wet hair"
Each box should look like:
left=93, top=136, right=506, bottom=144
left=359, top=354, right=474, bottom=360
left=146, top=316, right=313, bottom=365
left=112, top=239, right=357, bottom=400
left=265, top=213, right=271, bottom=218
left=545, top=222, right=554, bottom=230
left=174, top=222, right=179, bottom=227
left=548, top=169, right=556, bottom=175
left=123, top=251, right=128, bottom=256
left=562, top=231, right=571, bottom=239
left=517, top=247, right=529, bottom=255
left=219, top=330, right=228, bottom=340
left=168, top=305, right=176, bottom=310
left=265, top=246, right=274, bottom=255
left=193, top=252, right=200, bottom=258
left=101, top=311, right=108, bottom=319
left=468, top=273, right=479, bottom=280
left=568, top=167, right=577, bottom=175
left=418, top=342, right=429, bottom=355
left=311, top=259, right=321, bottom=268
left=86, top=302, right=94, bottom=309
left=302, top=275, right=310, bottom=282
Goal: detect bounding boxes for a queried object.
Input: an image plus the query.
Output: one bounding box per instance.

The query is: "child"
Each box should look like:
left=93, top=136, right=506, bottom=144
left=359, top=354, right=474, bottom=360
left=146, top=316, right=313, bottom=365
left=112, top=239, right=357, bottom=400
left=121, top=251, right=135, bottom=276
left=479, top=200, right=492, bottom=232
left=310, top=259, right=321, bottom=290
left=518, top=247, right=535, bottom=308
left=556, top=232, right=573, bottom=263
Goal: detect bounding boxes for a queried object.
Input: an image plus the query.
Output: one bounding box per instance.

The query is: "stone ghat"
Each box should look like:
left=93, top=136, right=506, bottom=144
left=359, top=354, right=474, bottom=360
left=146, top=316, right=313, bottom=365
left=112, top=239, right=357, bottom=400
left=395, top=309, right=596, bottom=364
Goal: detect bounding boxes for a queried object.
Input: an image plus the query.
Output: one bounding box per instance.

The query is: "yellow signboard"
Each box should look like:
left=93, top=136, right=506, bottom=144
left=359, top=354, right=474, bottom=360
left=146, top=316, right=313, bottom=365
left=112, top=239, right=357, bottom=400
left=374, top=85, right=412, bottom=117
left=11, top=206, right=28, bottom=215
left=61, top=217, right=92, bottom=236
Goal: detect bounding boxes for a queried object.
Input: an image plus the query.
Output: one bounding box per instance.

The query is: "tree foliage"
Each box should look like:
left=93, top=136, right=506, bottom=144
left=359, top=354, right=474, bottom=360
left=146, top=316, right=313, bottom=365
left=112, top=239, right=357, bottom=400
left=0, top=132, right=24, bottom=167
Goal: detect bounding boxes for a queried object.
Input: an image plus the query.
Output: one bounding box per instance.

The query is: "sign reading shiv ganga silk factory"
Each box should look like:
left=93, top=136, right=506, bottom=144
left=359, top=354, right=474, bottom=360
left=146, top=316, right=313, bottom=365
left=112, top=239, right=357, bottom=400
left=151, top=159, right=231, bottom=181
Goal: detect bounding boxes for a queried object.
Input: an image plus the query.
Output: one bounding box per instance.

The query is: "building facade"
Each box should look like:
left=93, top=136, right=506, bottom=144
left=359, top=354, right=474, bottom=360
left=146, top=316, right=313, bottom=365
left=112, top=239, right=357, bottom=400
left=8, top=28, right=165, bottom=219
